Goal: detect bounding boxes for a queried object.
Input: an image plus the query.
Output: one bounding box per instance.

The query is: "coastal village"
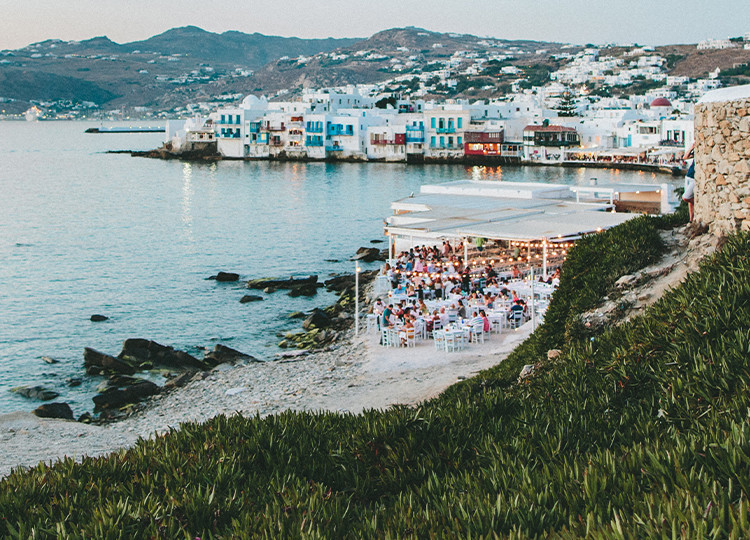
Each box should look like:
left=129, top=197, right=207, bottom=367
left=158, top=33, right=750, bottom=166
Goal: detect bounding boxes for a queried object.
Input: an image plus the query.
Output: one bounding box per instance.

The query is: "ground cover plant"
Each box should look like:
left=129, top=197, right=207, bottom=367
left=4, top=207, right=750, bottom=538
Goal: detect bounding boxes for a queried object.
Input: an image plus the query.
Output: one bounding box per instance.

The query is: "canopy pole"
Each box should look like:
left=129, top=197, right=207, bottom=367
left=388, top=233, right=393, bottom=266
left=531, top=265, right=536, bottom=332
left=543, top=241, right=548, bottom=279
left=463, top=238, right=468, bottom=266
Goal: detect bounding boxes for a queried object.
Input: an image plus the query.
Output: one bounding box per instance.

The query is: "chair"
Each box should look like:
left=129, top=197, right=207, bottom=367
left=366, top=314, right=379, bottom=334
left=413, top=319, right=427, bottom=340
left=433, top=329, right=446, bottom=351
left=444, top=331, right=459, bottom=352
left=380, top=327, right=391, bottom=347
left=447, top=310, right=458, bottom=323
left=510, top=309, right=524, bottom=329
left=490, top=316, right=504, bottom=334
left=470, top=323, right=485, bottom=344
left=402, top=326, right=416, bottom=348
left=432, top=318, right=444, bottom=331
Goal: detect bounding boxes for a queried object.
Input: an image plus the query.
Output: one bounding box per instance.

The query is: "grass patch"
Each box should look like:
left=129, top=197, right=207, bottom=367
left=6, top=206, right=750, bottom=537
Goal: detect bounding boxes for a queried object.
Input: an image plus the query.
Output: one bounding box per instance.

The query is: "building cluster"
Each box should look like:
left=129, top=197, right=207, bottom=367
left=166, top=84, right=697, bottom=165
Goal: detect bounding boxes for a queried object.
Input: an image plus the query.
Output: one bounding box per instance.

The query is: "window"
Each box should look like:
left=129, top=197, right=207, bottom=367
left=431, top=118, right=436, bottom=129
left=458, top=136, right=463, bottom=146
left=431, top=136, right=436, bottom=147
left=439, top=136, right=445, bottom=147
left=457, top=118, right=463, bottom=129
left=448, top=137, right=454, bottom=147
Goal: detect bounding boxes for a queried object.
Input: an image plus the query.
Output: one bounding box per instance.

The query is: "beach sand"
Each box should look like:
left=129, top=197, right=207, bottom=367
left=0, top=323, right=532, bottom=479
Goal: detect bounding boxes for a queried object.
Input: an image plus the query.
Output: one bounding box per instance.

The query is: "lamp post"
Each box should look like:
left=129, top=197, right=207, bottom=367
left=355, top=263, right=361, bottom=336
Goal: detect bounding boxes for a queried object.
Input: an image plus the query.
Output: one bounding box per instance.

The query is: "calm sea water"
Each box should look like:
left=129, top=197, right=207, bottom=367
left=0, top=121, right=674, bottom=415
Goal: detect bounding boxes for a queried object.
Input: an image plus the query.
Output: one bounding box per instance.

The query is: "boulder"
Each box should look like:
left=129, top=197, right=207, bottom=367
left=263, top=287, right=276, bottom=294
left=288, top=311, right=306, bottom=319
left=164, top=371, right=196, bottom=389
left=247, top=275, right=317, bottom=290
left=303, top=309, right=332, bottom=330
left=209, top=271, right=240, bottom=282
left=84, top=347, right=136, bottom=375
left=118, top=339, right=209, bottom=371
left=615, top=274, right=637, bottom=288
left=90, top=314, right=109, bottom=322
left=547, top=349, right=562, bottom=361
left=66, top=377, right=82, bottom=387
left=41, top=356, right=59, bottom=364
left=92, top=381, right=160, bottom=411
left=240, top=294, right=264, bottom=303
left=518, top=364, right=536, bottom=382
left=11, top=385, right=60, bottom=401
left=370, top=239, right=384, bottom=244
left=204, top=344, right=260, bottom=366
left=288, top=283, right=319, bottom=297
left=33, top=402, right=74, bottom=420
left=352, top=247, right=381, bottom=262
left=324, top=274, right=355, bottom=292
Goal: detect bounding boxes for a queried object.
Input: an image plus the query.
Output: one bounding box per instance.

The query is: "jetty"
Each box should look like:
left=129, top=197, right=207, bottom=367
left=85, top=126, right=164, bottom=134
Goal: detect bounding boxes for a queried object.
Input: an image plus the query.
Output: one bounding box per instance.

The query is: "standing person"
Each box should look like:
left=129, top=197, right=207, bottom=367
left=683, top=143, right=695, bottom=222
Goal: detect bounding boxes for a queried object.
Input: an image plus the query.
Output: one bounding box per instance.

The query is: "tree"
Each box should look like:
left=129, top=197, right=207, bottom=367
left=557, top=90, right=577, bottom=117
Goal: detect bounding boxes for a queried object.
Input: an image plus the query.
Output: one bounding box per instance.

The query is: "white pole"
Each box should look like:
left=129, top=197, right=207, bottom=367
left=543, top=241, right=548, bottom=280
left=463, top=237, right=468, bottom=266
left=388, top=234, right=393, bottom=266
left=531, top=265, right=536, bottom=332
left=355, top=263, right=360, bottom=336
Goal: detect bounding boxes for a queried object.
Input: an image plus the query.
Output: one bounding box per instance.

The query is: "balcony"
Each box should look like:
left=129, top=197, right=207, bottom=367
left=328, top=125, right=354, bottom=136
left=436, top=126, right=456, bottom=134
left=264, top=123, right=285, bottom=132
left=306, top=124, right=324, bottom=133
left=305, top=138, right=324, bottom=147
left=326, top=145, right=344, bottom=152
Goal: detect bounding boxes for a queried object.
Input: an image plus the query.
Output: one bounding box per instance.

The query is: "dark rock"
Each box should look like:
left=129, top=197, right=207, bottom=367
left=93, top=381, right=160, bottom=411
left=324, top=259, right=340, bottom=263
left=288, top=283, right=318, bottom=297
left=324, top=273, right=355, bottom=292
left=303, top=309, right=331, bottom=331
left=118, top=339, right=209, bottom=371
left=210, top=271, right=240, bottom=282
left=240, top=294, right=264, bottom=303
left=90, top=314, right=109, bottom=322
left=247, top=275, right=318, bottom=290
left=41, top=356, right=59, bottom=364
left=66, top=377, right=83, bottom=387
left=11, top=385, right=60, bottom=401
left=263, top=286, right=276, bottom=293
left=33, top=402, right=74, bottom=420
left=370, top=239, right=384, bottom=243
left=352, top=247, right=381, bottom=262
left=78, top=412, right=92, bottom=423
left=204, top=344, right=260, bottom=366
left=164, top=371, right=196, bottom=389
left=84, top=347, right=136, bottom=375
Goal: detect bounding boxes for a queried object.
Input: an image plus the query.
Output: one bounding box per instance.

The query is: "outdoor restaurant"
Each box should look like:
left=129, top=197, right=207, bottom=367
left=368, top=180, right=647, bottom=352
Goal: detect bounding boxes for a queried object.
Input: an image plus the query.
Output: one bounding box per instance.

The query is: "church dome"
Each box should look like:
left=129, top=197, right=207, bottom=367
left=650, top=97, right=672, bottom=108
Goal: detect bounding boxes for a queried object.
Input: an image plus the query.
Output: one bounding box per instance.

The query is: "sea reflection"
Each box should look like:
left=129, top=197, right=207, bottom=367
left=181, top=162, right=194, bottom=245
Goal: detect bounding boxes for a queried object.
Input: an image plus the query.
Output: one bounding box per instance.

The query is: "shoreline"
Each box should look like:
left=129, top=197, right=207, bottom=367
left=0, top=322, right=532, bottom=479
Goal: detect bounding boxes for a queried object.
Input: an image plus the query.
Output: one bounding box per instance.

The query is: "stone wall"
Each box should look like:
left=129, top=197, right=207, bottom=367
left=694, top=87, right=750, bottom=235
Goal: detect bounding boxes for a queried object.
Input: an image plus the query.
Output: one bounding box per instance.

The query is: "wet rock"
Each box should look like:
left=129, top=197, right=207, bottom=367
left=288, top=283, right=319, bottom=297
left=278, top=340, right=288, bottom=349
left=263, top=287, right=276, bottom=294
left=11, top=385, right=60, bottom=401
left=41, top=356, right=59, bottom=364
left=33, top=402, right=74, bottom=420
left=208, top=271, right=240, bottom=282
left=370, top=239, right=384, bottom=244
left=90, top=314, right=109, bottom=322
left=247, top=275, right=317, bottom=290
left=352, top=247, right=381, bottom=262
left=78, top=412, right=92, bottom=423
left=84, top=347, right=136, bottom=376
left=118, top=339, right=208, bottom=371
left=288, top=311, right=306, bottom=319
left=303, top=309, right=332, bottom=330
left=240, top=294, right=264, bottom=303
left=66, top=377, right=83, bottom=387
left=93, top=381, right=160, bottom=411
left=164, top=371, right=196, bottom=389
left=204, top=344, right=260, bottom=366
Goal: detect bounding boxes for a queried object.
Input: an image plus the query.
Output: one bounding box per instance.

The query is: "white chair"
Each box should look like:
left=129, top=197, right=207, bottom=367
left=447, top=310, right=458, bottom=323
left=366, top=314, right=379, bottom=334
left=402, top=326, right=417, bottom=348
left=444, top=331, right=459, bottom=352
left=433, top=329, right=446, bottom=351
left=432, top=318, right=444, bottom=331
left=380, top=327, right=391, bottom=347
left=470, top=323, right=485, bottom=344
left=510, top=309, right=524, bottom=329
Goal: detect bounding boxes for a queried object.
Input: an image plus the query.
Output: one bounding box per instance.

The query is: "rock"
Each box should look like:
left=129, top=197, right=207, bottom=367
left=547, top=349, right=562, bottom=361
left=209, top=271, right=240, bottom=282
left=11, top=385, right=60, bottom=401
left=90, top=314, right=109, bottom=322
left=370, top=239, right=384, bottom=244
left=278, top=340, right=288, bottom=349
left=33, top=402, right=74, bottom=420
left=78, top=412, right=92, bottom=423
left=352, top=247, right=381, bottom=262
left=92, top=381, right=160, bottom=411
left=247, top=275, right=318, bottom=290
left=518, top=364, right=536, bottom=382
left=240, top=295, right=264, bottom=303
left=303, top=309, right=332, bottom=331
left=324, top=274, right=355, bottom=292
left=66, top=377, right=82, bottom=387
left=615, top=274, right=637, bottom=288
left=288, top=283, right=319, bottom=297
left=204, top=344, right=260, bottom=366
left=41, top=356, right=59, bottom=364
left=288, top=311, right=306, bottom=319
left=164, top=371, right=196, bottom=389
left=118, top=339, right=209, bottom=371
left=84, top=347, right=136, bottom=376
left=263, top=287, right=276, bottom=294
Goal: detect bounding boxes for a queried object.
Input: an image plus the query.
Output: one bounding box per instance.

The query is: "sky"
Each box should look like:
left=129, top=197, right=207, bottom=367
left=0, top=0, right=747, bottom=50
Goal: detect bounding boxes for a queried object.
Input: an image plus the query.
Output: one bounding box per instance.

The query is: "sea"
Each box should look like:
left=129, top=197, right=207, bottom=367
left=0, top=121, right=676, bottom=416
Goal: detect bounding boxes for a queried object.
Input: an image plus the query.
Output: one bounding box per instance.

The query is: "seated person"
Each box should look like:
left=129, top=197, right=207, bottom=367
left=508, top=301, right=524, bottom=320
left=399, top=315, right=415, bottom=345
left=480, top=309, right=491, bottom=333
left=468, top=311, right=484, bottom=329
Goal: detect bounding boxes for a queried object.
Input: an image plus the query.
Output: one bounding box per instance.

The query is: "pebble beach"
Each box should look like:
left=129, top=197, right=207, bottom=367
left=1, top=323, right=532, bottom=479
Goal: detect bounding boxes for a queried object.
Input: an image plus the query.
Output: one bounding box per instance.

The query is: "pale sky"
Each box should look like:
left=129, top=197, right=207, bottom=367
left=0, top=0, right=746, bottom=50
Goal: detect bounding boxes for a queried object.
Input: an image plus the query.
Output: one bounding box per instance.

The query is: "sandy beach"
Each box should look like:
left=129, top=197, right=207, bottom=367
left=0, top=322, right=532, bottom=479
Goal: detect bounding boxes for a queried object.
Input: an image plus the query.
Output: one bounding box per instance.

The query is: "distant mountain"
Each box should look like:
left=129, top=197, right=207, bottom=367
left=126, top=26, right=360, bottom=70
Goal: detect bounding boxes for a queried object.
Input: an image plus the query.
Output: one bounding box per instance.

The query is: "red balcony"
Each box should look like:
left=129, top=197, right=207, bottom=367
left=464, top=131, right=504, bottom=144
left=371, top=133, right=406, bottom=145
